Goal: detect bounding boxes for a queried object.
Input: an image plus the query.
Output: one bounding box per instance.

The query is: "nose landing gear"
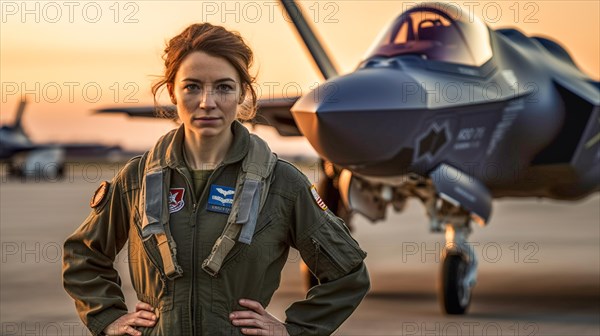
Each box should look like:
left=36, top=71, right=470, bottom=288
left=440, top=224, right=478, bottom=314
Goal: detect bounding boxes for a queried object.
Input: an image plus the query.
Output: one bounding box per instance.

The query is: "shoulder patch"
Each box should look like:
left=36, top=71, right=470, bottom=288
left=310, top=185, right=328, bottom=211
left=90, top=181, right=110, bottom=208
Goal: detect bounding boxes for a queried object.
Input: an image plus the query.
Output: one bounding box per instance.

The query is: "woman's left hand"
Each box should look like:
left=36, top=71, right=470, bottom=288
left=229, top=299, right=290, bottom=336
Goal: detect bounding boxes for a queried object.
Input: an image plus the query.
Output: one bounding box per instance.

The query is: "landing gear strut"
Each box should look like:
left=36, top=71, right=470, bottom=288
left=425, top=163, right=491, bottom=314
left=427, top=197, right=478, bottom=315
left=440, top=224, right=477, bottom=314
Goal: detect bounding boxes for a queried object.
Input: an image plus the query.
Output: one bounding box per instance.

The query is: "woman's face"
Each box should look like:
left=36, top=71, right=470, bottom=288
left=171, top=51, right=241, bottom=139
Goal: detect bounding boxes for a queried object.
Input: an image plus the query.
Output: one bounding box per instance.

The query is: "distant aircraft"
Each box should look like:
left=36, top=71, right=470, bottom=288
left=0, top=99, right=122, bottom=179
left=96, top=1, right=599, bottom=315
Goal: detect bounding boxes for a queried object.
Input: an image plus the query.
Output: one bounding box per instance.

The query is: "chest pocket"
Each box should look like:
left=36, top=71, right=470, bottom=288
left=210, top=212, right=289, bottom=315
left=222, top=212, right=281, bottom=268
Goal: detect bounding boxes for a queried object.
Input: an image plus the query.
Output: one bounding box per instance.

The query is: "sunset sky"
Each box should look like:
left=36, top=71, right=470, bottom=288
left=2, top=0, right=599, bottom=153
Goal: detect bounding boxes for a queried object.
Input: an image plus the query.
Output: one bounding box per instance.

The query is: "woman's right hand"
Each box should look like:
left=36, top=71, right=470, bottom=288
left=103, top=302, right=157, bottom=336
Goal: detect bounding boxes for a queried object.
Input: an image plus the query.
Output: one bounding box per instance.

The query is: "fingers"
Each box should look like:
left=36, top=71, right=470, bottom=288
left=136, top=310, right=157, bottom=322
left=239, top=325, right=288, bottom=336
left=134, top=301, right=157, bottom=327
left=135, top=301, right=155, bottom=312
left=240, top=327, right=265, bottom=336
left=238, top=299, right=265, bottom=314
left=231, top=300, right=289, bottom=336
left=109, top=322, right=142, bottom=336
left=103, top=309, right=157, bottom=336
left=231, top=318, right=264, bottom=328
left=127, top=311, right=157, bottom=330
left=131, top=316, right=156, bottom=328
left=230, top=311, right=261, bottom=320
left=122, top=324, right=142, bottom=336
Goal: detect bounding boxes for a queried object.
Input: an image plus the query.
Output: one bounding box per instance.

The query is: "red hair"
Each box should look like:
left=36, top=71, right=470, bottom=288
left=152, top=23, right=257, bottom=121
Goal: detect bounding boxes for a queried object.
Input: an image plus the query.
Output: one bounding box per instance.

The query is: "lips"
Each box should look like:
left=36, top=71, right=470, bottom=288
left=191, top=116, right=223, bottom=128
left=193, top=116, right=220, bottom=120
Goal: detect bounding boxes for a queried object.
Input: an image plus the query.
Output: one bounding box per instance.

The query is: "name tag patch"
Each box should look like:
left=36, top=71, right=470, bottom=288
left=169, top=188, right=185, bottom=213
left=207, top=184, right=235, bottom=214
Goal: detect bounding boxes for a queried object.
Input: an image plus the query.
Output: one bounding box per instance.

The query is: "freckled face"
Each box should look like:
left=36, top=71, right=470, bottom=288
left=171, top=51, right=241, bottom=139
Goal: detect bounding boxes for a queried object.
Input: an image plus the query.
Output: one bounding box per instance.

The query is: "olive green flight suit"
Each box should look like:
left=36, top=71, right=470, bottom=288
left=63, top=121, right=370, bottom=335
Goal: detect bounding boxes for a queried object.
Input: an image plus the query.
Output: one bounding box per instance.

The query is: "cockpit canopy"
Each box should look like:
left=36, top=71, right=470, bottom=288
left=365, top=3, right=493, bottom=67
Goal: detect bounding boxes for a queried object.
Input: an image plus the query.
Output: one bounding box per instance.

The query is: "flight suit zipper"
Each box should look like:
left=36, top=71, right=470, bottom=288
left=175, top=163, right=225, bottom=335
left=174, top=167, right=198, bottom=334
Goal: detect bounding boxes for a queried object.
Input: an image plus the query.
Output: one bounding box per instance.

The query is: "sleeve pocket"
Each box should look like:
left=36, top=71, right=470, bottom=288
left=300, top=216, right=367, bottom=282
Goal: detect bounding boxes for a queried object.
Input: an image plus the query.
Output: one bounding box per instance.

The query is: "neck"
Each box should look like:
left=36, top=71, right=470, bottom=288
left=182, top=127, right=233, bottom=170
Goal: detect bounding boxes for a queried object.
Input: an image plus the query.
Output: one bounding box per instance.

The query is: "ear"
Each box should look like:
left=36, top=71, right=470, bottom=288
left=167, top=83, right=177, bottom=104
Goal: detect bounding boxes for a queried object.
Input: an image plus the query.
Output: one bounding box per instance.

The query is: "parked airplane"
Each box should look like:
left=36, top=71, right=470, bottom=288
left=96, top=1, right=599, bottom=314
left=0, top=99, right=122, bottom=178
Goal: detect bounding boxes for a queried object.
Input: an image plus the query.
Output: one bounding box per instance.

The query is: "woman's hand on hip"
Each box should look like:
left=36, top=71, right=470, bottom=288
left=230, top=299, right=290, bottom=336
left=103, top=301, right=157, bottom=336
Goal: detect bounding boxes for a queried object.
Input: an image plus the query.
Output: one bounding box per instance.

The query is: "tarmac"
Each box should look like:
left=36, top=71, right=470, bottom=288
left=1, top=162, right=598, bottom=335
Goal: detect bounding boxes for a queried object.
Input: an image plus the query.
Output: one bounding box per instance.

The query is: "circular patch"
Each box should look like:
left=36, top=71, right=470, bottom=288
left=90, top=181, right=110, bottom=208
left=310, top=185, right=328, bottom=211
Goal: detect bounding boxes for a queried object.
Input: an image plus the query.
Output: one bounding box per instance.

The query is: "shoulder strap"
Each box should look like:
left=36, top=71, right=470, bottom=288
left=202, top=135, right=277, bottom=276
left=136, top=151, right=149, bottom=179
left=137, top=151, right=183, bottom=280
left=237, top=134, right=277, bottom=242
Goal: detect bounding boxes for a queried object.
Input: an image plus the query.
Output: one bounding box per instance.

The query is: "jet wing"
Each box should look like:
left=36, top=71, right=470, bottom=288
left=95, top=106, right=173, bottom=118
left=95, top=97, right=302, bottom=136
left=253, top=97, right=301, bottom=136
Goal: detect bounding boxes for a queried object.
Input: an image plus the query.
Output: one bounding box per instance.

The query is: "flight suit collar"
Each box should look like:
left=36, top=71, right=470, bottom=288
left=144, top=120, right=250, bottom=172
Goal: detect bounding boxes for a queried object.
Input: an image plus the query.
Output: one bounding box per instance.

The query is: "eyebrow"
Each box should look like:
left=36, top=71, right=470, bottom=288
left=180, top=77, right=236, bottom=83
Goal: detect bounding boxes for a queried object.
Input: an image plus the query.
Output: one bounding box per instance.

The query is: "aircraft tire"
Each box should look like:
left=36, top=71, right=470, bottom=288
left=440, top=253, right=470, bottom=315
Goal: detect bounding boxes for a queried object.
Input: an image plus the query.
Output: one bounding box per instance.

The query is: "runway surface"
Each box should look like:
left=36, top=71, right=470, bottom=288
left=1, top=163, right=598, bottom=335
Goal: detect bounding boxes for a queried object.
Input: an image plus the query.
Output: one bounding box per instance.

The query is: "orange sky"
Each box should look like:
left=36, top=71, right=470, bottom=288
left=1, top=1, right=599, bottom=152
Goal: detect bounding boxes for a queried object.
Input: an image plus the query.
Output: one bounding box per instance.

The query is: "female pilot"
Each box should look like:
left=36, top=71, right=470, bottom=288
left=63, top=23, right=370, bottom=336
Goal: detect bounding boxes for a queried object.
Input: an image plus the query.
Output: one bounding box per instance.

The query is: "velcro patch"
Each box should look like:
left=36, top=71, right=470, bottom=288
left=310, top=185, right=328, bottom=211
left=169, top=188, right=185, bottom=213
left=90, top=181, right=110, bottom=208
left=207, top=184, right=235, bottom=214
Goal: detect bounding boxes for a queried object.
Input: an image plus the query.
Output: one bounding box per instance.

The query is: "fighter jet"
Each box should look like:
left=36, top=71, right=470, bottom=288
left=0, top=99, right=122, bottom=179
left=96, top=1, right=599, bottom=314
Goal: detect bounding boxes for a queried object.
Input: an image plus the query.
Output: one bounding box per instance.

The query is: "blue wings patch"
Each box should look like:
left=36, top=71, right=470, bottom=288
left=207, top=184, right=235, bottom=214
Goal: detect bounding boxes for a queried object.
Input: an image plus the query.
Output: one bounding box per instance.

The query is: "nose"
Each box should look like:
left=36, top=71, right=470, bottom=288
left=199, top=89, right=217, bottom=110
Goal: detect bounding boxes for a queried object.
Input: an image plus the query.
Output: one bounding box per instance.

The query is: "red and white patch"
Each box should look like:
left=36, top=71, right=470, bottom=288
left=169, top=188, right=185, bottom=213
left=310, top=185, right=328, bottom=211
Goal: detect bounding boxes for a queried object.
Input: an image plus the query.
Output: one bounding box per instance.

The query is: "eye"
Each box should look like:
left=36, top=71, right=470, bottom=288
left=215, top=83, right=235, bottom=94
left=183, top=83, right=200, bottom=91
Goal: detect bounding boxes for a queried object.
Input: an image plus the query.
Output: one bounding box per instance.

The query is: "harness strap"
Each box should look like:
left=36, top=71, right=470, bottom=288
left=137, top=134, right=277, bottom=279
left=138, top=152, right=183, bottom=280
left=201, top=135, right=277, bottom=277
left=155, top=232, right=183, bottom=279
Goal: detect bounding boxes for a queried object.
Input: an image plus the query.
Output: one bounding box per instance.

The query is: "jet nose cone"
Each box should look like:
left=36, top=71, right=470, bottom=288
left=291, top=67, right=424, bottom=171
left=294, top=67, right=424, bottom=113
